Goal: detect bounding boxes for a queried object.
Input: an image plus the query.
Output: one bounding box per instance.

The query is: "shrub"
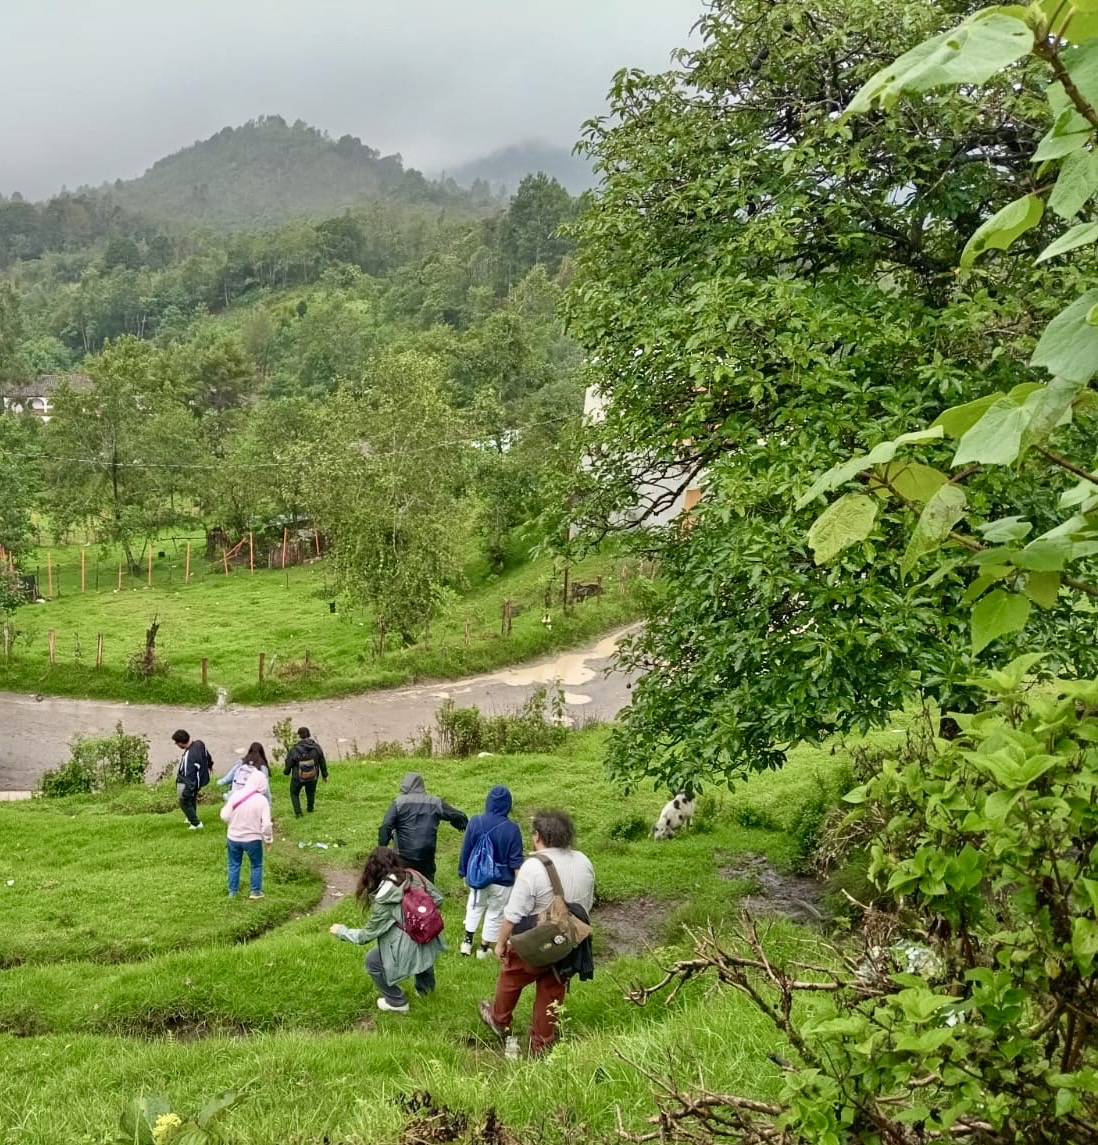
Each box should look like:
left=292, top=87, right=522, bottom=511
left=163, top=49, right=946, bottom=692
left=39, top=722, right=150, bottom=796
left=432, top=683, right=568, bottom=757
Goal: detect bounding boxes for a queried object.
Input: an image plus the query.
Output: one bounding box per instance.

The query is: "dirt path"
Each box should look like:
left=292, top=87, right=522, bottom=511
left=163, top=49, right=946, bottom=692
left=0, top=629, right=636, bottom=791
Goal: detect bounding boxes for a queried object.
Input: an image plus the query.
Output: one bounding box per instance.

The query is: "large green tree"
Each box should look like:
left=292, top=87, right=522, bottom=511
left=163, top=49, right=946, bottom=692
left=308, top=351, right=471, bottom=643
left=562, top=0, right=1094, bottom=793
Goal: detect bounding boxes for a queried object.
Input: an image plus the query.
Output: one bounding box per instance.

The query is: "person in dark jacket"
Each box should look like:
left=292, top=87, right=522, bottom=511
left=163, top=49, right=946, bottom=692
left=378, top=772, right=468, bottom=882
left=172, top=728, right=212, bottom=830
left=284, top=726, right=328, bottom=817
left=457, top=785, right=525, bottom=957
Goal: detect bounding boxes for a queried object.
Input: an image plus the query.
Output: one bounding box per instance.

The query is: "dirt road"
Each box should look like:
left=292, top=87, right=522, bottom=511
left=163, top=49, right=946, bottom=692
left=0, top=630, right=635, bottom=791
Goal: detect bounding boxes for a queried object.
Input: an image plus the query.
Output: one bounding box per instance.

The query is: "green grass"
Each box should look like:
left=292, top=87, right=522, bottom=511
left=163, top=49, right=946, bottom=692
left=0, top=729, right=848, bottom=1145
left=1, top=536, right=643, bottom=704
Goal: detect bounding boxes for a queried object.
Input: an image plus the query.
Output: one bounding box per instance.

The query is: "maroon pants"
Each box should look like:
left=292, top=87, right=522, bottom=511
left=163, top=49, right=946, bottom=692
left=489, top=949, right=568, bottom=1054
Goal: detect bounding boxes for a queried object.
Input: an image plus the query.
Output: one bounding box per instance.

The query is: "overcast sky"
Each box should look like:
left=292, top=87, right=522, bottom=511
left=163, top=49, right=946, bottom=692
left=0, top=0, right=701, bottom=200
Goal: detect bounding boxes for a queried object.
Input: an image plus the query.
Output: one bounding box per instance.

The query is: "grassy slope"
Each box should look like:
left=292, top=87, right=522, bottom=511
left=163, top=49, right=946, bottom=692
left=0, top=729, right=851, bottom=1145
left=2, top=539, right=641, bottom=704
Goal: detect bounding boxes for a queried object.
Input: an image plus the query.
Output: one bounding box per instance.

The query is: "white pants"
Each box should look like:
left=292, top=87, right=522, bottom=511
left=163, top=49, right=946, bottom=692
left=463, top=882, right=513, bottom=942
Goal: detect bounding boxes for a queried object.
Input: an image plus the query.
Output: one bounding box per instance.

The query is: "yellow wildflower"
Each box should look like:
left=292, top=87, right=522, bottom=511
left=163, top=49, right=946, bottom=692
left=151, top=1112, right=184, bottom=1144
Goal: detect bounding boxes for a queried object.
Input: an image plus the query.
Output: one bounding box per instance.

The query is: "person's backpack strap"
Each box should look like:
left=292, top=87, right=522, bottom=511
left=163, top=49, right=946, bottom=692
left=534, top=853, right=566, bottom=898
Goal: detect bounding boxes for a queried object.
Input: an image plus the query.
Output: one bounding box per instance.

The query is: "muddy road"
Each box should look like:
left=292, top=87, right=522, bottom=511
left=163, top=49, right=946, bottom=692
left=0, top=630, right=636, bottom=791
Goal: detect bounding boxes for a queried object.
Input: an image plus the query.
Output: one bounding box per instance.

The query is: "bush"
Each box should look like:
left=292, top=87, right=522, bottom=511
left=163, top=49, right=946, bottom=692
left=432, top=684, right=568, bottom=757
left=39, top=723, right=150, bottom=797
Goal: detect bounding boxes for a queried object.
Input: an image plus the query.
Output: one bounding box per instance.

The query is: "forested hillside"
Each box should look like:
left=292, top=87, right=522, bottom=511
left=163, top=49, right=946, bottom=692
left=0, top=130, right=581, bottom=634
left=93, top=116, right=499, bottom=230
left=444, top=140, right=593, bottom=195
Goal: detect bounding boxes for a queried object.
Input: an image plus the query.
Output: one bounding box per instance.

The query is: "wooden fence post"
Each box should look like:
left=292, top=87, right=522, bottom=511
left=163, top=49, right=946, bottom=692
left=117, top=562, right=122, bottom=590
left=281, top=527, right=288, bottom=572
left=223, top=547, right=230, bottom=576
left=314, top=529, right=321, bottom=557
left=2, top=623, right=10, bottom=661
left=258, top=652, right=265, bottom=683
left=201, top=657, right=208, bottom=686
left=95, top=632, right=103, bottom=669
left=47, top=553, right=53, bottom=598
left=620, top=565, right=628, bottom=595
left=81, top=549, right=86, bottom=593
left=249, top=532, right=255, bottom=574
left=185, top=542, right=191, bottom=584
left=464, top=618, right=470, bottom=648
left=48, top=629, right=56, bottom=666
left=147, top=547, right=153, bottom=587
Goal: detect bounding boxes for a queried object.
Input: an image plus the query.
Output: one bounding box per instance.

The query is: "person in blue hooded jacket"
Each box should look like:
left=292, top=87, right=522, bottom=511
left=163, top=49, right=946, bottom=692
left=456, top=785, right=525, bottom=957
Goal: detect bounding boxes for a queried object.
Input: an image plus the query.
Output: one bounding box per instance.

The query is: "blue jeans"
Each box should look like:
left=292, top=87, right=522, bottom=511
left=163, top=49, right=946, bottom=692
left=365, top=946, right=435, bottom=1006
left=227, top=838, right=264, bottom=896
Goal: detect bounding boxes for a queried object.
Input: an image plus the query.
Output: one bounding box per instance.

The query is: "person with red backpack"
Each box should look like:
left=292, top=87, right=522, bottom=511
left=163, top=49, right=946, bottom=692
left=329, top=846, right=446, bottom=1013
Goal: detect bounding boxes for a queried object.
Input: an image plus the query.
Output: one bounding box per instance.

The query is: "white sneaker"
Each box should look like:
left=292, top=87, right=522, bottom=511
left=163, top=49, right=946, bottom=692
left=377, top=997, right=409, bottom=1013
left=188, top=822, right=203, bottom=830
left=459, top=940, right=473, bottom=956
left=476, top=946, right=490, bottom=959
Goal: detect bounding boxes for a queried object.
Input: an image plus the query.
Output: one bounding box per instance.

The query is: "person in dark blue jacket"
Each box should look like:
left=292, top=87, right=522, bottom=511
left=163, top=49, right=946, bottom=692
left=456, top=785, right=525, bottom=957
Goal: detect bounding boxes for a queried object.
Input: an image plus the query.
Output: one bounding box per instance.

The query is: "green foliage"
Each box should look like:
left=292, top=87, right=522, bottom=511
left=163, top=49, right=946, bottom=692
left=432, top=683, right=568, bottom=757
left=562, top=0, right=1073, bottom=794
left=114, top=1091, right=242, bottom=1145
left=39, top=722, right=150, bottom=796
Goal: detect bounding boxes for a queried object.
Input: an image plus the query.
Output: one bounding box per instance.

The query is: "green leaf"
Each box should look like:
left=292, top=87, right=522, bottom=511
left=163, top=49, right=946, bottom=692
left=870, top=461, right=948, bottom=503
left=1025, top=570, right=1061, bottom=608
left=1059, top=477, right=1098, bottom=507
left=1020, top=377, right=1084, bottom=450
left=1033, top=123, right=1091, bottom=163
left=1013, top=537, right=1074, bottom=570
left=952, top=399, right=1031, bottom=466
left=901, top=483, right=967, bottom=576
left=1049, top=147, right=1098, bottom=221
left=1037, top=0, right=1098, bottom=43
left=962, top=571, right=1004, bottom=604
left=971, top=589, right=1032, bottom=654
left=960, top=193, right=1044, bottom=267
left=847, top=11, right=1033, bottom=112
left=118, top=1097, right=172, bottom=1145
left=1031, top=290, right=1098, bottom=382
left=808, top=493, right=879, bottom=565
left=796, top=428, right=943, bottom=508
left=195, top=1091, right=242, bottom=1129
left=977, top=515, right=1032, bottom=543
left=1035, top=220, right=1098, bottom=262
left=932, top=393, right=1003, bottom=438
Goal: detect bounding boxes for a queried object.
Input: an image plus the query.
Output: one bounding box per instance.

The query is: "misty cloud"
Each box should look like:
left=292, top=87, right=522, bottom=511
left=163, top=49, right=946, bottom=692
left=0, top=0, right=700, bottom=199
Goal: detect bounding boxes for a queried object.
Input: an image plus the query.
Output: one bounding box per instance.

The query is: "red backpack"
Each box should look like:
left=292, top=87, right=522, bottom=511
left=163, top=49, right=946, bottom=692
left=398, top=872, right=444, bottom=944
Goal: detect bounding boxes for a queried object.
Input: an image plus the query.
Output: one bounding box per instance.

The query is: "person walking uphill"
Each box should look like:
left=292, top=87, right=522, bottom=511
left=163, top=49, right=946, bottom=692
left=329, top=846, right=445, bottom=1012
left=378, top=772, right=468, bottom=883
left=173, top=729, right=213, bottom=830
left=480, top=809, right=594, bottom=1057
left=219, top=767, right=273, bottom=899
left=284, top=726, right=327, bottom=817
left=457, top=785, right=524, bottom=957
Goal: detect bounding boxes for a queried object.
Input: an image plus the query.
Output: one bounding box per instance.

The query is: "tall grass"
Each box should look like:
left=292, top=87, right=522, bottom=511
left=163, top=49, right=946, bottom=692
left=0, top=729, right=851, bottom=1145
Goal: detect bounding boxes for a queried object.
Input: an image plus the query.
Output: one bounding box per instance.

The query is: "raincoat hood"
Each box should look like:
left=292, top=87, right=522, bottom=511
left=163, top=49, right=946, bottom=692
left=484, top=785, right=512, bottom=815
left=399, top=772, right=426, bottom=795
left=374, top=874, right=405, bottom=904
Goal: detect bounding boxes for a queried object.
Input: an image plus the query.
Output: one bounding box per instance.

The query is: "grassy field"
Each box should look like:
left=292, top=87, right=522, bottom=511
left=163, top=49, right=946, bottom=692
left=0, top=727, right=854, bottom=1145
left=1, top=535, right=644, bottom=704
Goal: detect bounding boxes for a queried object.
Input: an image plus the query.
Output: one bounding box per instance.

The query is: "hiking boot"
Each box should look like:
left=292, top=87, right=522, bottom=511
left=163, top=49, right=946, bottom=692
left=476, top=945, right=491, bottom=959
left=479, top=999, right=508, bottom=1038
left=377, top=997, right=410, bottom=1013
left=459, top=939, right=473, bottom=956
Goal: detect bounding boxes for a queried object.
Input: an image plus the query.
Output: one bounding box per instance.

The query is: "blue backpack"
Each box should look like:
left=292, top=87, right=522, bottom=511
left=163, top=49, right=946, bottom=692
left=466, top=826, right=508, bottom=890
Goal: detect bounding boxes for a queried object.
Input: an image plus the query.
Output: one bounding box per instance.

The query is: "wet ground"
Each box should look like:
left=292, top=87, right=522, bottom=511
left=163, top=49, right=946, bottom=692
left=0, top=629, right=636, bottom=791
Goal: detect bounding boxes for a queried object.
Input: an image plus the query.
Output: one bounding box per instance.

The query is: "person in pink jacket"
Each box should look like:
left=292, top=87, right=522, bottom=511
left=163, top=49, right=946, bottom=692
left=219, top=768, right=273, bottom=899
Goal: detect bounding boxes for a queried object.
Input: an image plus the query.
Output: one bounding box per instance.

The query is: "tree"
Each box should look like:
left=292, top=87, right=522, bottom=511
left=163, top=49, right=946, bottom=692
left=0, top=412, right=38, bottom=558
left=495, top=173, right=575, bottom=291
left=42, top=337, right=188, bottom=569
left=561, top=0, right=1087, bottom=794
left=308, top=351, right=471, bottom=644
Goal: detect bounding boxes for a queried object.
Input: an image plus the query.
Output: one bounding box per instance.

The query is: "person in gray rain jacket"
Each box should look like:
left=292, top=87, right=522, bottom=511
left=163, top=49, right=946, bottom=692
left=378, top=772, right=468, bottom=882
left=329, top=846, right=446, bottom=1013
